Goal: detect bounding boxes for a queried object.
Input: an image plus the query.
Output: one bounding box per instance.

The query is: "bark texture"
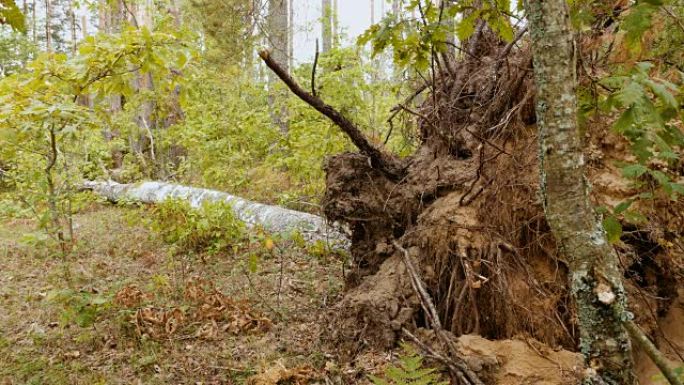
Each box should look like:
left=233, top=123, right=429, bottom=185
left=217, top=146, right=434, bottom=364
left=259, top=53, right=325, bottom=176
left=83, top=181, right=349, bottom=248
left=526, top=0, right=634, bottom=383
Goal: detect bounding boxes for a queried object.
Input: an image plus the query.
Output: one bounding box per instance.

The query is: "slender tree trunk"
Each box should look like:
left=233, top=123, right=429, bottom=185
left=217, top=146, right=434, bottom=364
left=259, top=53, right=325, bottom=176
left=332, top=0, right=337, bottom=46
left=525, top=0, right=634, bottom=383
left=32, top=0, right=36, bottom=42
left=98, top=0, right=107, bottom=32
left=81, top=14, right=87, bottom=37
left=267, top=0, right=290, bottom=135
left=321, top=0, right=331, bottom=53
left=70, top=1, right=77, bottom=54
left=45, top=0, right=52, bottom=52
left=289, top=0, right=294, bottom=69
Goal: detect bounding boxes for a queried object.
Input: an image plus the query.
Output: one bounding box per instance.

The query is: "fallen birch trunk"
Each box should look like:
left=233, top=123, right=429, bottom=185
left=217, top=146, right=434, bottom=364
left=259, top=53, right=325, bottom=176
left=83, top=180, right=349, bottom=249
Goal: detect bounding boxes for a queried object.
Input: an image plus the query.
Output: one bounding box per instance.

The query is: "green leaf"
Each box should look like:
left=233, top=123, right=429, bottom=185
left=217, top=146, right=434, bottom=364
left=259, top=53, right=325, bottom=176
left=613, top=107, right=635, bottom=133
left=603, top=216, right=623, bottom=243
left=621, top=164, right=648, bottom=179
left=0, top=0, right=26, bottom=32
left=613, top=200, right=633, bottom=215
left=615, top=82, right=645, bottom=107
left=623, top=210, right=647, bottom=224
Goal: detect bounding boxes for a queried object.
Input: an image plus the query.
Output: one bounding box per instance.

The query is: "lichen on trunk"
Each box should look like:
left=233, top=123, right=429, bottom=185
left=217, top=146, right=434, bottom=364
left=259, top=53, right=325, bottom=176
left=525, top=0, right=634, bottom=382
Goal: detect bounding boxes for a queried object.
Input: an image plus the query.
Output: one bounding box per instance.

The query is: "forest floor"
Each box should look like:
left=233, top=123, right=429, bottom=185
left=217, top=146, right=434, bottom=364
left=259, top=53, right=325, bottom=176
left=0, top=204, right=387, bottom=385
left=1, top=204, right=682, bottom=385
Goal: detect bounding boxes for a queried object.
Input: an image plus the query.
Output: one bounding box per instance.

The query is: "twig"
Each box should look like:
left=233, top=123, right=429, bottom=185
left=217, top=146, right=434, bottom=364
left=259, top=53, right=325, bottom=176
left=385, top=84, right=429, bottom=144
left=312, top=39, right=319, bottom=97
left=259, top=50, right=405, bottom=180
left=624, top=320, right=683, bottom=385
left=662, top=6, right=684, bottom=35
left=393, top=240, right=484, bottom=385
left=393, top=240, right=441, bottom=329
left=496, top=26, right=528, bottom=63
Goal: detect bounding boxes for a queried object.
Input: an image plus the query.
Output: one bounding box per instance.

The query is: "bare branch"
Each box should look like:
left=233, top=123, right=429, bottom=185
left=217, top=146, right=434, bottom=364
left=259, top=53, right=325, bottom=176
left=624, top=320, right=683, bottom=385
left=259, top=49, right=405, bottom=179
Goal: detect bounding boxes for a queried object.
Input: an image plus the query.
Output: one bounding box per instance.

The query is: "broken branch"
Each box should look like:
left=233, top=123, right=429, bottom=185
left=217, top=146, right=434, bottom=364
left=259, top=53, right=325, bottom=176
left=259, top=49, right=405, bottom=179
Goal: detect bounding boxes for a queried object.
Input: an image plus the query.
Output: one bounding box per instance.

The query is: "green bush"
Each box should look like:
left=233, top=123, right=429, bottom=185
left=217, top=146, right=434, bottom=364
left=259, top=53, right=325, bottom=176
left=148, top=198, right=246, bottom=255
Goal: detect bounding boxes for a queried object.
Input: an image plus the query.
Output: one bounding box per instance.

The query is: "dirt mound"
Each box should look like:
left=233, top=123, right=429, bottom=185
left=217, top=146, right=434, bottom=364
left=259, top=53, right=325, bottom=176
left=322, top=26, right=683, bottom=375
left=455, top=334, right=582, bottom=385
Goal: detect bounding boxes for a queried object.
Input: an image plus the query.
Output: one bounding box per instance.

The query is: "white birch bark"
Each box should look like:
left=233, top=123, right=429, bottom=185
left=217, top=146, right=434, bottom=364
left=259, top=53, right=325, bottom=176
left=83, top=181, right=349, bottom=249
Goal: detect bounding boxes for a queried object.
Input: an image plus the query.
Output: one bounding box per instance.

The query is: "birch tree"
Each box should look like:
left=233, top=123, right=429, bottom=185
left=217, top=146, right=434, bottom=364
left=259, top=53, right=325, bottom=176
left=525, top=0, right=634, bottom=383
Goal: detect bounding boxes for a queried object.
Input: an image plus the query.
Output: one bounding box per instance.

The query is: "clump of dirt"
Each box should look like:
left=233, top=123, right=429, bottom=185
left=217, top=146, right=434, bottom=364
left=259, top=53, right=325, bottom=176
left=454, top=334, right=583, bottom=385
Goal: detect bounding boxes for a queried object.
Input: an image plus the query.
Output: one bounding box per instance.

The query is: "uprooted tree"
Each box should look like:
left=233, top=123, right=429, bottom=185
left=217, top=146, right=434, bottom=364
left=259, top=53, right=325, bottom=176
left=260, top=0, right=684, bottom=384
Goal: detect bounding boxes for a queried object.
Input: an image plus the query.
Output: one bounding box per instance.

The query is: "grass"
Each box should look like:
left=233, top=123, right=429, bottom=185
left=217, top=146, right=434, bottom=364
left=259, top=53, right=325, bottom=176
left=0, top=204, right=348, bottom=384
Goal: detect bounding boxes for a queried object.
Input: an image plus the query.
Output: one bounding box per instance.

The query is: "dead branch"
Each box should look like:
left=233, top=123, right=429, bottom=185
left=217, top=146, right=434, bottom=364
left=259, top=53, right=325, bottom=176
left=311, top=39, right=319, bottom=96
left=393, top=240, right=484, bottom=385
left=259, top=50, right=406, bottom=179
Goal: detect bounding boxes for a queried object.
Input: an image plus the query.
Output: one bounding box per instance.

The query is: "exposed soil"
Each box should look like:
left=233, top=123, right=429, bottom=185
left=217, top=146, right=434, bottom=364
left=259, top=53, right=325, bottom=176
left=319, top=28, right=684, bottom=383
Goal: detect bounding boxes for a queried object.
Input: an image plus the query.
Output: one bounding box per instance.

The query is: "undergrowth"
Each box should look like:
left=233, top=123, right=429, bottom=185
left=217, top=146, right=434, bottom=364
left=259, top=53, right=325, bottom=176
left=369, top=344, right=448, bottom=385
left=144, top=198, right=246, bottom=256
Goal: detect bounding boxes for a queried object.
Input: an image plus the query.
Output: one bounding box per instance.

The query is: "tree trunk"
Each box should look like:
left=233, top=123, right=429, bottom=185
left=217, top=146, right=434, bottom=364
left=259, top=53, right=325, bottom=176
left=370, top=0, right=375, bottom=24
left=321, top=0, right=331, bottom=53
left=267, top=0, right=289, bottom=135
left=332, top=0, right=337, bottom=46
left=32, top=0, right=36, bottom=43
left=70, top=0, right=77, bottom=54
left=83, top=181, right=349, bottom=248
left=45, top=0, right=52, bottom=52
left=288, top=0, right=294, bottom=69
left=526, top=0, right=634, bottom=383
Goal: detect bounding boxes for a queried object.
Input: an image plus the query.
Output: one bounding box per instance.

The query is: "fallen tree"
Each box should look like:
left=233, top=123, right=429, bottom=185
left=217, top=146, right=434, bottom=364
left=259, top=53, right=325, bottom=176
left=83, top=180, right=349, bottom=248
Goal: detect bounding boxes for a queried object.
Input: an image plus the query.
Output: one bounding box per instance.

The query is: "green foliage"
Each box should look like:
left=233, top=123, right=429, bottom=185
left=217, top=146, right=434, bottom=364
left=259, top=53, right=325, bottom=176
left=0, top=31, right=36, bottom=75
left=358, top=0, right=513, bottom=72
left=594, top=61, right=682, bottom=241
left=147, top=198, right=246, bottom=255
left=0, top=21, right=194, bottom=254
left=47, top=289, right=111, bottom=327
left=0, top=0, right=26, bottom=32
left=171, top=46, right=403, bottom=207
left=577, top=1, right=684, bottom=242
left=599, top=61, right=683, bottom=204
left=369, top=343, right=448, bottom=385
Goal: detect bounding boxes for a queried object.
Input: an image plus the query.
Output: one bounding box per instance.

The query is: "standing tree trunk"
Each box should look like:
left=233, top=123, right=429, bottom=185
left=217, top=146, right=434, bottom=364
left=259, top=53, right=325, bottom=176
left=45, top=0, right=52, bottom=52
left=32, top=0, right=36, bottom=43
left=370, top=0, right=375, bottom=24
left=332, top=0, right=337, bottom=46
left=525, top=0, right=634, bottom=383
left=321, top=0, right=331, bottom=53
left=267, top=0, right=290, bottom=135
left=69, top=0, right=77, bottom=54
left=288, top=0, right=294, bottom=69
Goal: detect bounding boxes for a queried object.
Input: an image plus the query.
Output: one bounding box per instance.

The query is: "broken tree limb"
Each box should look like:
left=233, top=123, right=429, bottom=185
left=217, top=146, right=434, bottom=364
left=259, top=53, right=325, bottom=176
left=83, top=180, right=350, bottom=249
left=258, top=50, right=406, bottom=180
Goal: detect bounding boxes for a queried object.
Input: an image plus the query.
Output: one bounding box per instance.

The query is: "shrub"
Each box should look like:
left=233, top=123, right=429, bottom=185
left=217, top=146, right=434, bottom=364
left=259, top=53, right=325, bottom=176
left=148, top=198, right=246, bottom=255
